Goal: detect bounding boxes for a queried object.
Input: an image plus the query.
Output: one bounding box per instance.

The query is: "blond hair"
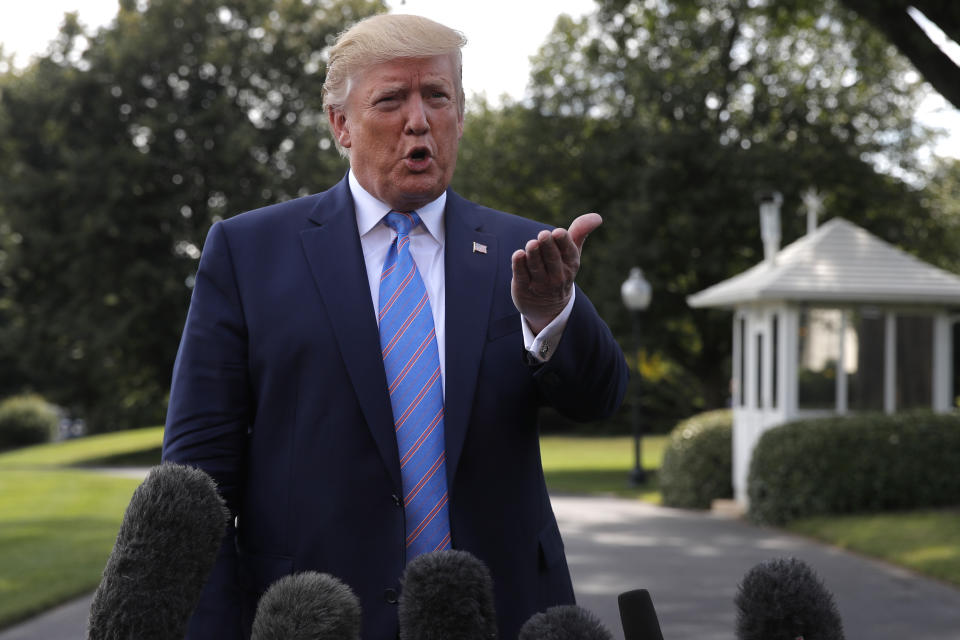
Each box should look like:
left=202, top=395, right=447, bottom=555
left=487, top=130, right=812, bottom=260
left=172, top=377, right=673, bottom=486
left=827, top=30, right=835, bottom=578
left=323, top=14, right=467, bottom=152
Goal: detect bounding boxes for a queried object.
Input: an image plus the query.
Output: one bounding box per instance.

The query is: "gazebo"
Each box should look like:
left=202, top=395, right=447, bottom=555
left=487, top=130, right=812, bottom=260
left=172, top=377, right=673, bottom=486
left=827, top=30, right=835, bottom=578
left=687, top=201, right=960, bottom=504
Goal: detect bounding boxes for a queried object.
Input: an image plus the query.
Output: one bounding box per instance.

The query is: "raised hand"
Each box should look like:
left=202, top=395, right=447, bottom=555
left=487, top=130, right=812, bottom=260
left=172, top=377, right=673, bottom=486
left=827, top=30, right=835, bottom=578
left=510, top=213, right=602, bottom=334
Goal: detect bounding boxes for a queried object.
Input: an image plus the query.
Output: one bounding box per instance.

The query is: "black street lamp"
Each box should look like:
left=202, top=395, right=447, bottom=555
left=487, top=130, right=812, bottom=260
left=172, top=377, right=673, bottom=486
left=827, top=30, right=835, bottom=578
left=621, top=267, right=652, bottom=486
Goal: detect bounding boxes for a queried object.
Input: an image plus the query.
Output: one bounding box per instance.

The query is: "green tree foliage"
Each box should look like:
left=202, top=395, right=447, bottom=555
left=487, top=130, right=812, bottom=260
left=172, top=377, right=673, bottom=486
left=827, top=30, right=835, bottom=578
left=456, top=0, right=958, bottom=428
left=0, top=0, right=381, bottom=430
left=2, top=0, right=956, bottom=436
left=837, top=0, right=960, bottom=110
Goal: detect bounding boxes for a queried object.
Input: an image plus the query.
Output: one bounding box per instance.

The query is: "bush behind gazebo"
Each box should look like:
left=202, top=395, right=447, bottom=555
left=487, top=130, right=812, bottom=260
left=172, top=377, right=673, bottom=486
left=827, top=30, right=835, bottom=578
left=747, top=411, right=960, bottom=525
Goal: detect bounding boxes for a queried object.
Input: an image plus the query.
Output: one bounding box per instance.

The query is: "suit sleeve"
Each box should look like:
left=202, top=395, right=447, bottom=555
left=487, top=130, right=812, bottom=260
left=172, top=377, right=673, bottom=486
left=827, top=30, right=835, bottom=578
left=530, top=284, right=629, bottom=421
left=162, top=220, right=250, bottom=638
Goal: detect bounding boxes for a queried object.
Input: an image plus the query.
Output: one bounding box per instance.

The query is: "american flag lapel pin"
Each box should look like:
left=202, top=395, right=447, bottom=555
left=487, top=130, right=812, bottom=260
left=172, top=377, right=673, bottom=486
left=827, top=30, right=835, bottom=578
left=472, top=241, right=488, bottom=254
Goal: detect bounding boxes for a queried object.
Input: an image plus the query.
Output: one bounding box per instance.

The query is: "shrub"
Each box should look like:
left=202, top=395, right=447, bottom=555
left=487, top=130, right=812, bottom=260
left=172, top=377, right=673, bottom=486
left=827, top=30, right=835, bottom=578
left=748, top=411, right=960, bottom=525
left=0, top=394, right=59, bottom=451
left=659, top=409, right=733, bottom=509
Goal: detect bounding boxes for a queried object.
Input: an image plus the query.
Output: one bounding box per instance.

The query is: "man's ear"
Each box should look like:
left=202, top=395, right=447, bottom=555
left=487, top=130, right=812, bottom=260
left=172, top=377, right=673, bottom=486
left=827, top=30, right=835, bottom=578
left=328, top=107, right=351, bottom=149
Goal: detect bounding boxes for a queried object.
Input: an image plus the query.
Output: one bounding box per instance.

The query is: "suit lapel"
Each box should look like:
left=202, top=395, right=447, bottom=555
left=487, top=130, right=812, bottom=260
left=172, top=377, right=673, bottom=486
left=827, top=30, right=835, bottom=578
left=299, top=178, right=401, bottom=491
left=443, top=191, right=498, bottom=486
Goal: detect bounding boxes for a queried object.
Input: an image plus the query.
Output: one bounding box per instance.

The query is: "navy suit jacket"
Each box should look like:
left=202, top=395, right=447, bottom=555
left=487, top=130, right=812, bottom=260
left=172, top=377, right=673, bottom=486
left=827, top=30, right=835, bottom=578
left=162, top=176, right=628, bottom=639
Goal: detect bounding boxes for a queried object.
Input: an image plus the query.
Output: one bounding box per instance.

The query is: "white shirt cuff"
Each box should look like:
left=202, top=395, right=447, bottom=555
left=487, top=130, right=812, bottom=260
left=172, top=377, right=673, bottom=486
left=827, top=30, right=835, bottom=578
left=521, top=289, right=576, bottom=363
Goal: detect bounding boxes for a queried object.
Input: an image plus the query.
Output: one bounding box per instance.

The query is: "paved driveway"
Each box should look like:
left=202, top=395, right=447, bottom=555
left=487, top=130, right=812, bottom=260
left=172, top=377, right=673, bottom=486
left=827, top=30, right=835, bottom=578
left=559, top=496, right=960, bottom=640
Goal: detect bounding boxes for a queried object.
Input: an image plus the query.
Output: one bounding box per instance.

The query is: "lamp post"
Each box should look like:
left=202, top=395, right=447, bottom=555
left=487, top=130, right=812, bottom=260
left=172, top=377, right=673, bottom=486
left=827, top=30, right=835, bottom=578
left=621, top=267, right=652, bottom=486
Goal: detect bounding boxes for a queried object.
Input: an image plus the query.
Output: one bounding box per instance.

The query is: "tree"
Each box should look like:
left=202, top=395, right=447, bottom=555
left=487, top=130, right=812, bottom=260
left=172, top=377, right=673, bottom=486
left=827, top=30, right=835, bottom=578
left=838, top=1, right=960, bottom=109
left=0, top=0, right=382, bottom=430
left=456, top=0, right=956, bottom=429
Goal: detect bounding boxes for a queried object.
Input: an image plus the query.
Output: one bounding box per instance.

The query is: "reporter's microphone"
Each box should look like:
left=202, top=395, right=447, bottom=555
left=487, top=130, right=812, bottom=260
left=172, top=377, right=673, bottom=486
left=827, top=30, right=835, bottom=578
left=251, top=572, right=361, bottom=640
left=518, top=605, right=613, bottom=640
left=398, top=549, right=498, bottom=640
left=618, top=589, right=665, bottom=640
left=86, top=463, right=229, bottom=640
left=735, top=557, right=845, bottom=640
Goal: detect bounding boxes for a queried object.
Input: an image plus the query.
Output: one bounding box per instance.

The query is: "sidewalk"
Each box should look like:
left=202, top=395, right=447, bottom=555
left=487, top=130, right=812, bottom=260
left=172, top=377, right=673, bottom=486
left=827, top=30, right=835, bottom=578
left=558, top=496, right=960, bottom=640
left=3, top=495, right=959, bottom=639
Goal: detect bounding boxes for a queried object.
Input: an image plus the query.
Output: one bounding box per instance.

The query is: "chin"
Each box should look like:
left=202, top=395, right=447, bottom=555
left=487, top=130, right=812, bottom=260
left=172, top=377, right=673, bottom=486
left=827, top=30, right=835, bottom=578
left=395, top=178, right=445, bottom=207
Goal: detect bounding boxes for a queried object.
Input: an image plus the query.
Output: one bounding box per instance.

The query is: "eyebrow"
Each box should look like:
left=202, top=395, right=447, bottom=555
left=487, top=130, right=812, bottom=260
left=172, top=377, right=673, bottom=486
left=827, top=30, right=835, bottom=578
left=373, top=72, right=454, bottom=88
left=421, top=78, right=452, bottom=92
left=367, top=79, right=453, bottom=101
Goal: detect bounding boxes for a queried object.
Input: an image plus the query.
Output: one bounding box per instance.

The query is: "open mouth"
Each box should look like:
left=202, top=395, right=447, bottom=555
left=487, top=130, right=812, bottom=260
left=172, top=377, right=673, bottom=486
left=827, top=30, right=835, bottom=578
left=408, top=148, right=430, bottom=161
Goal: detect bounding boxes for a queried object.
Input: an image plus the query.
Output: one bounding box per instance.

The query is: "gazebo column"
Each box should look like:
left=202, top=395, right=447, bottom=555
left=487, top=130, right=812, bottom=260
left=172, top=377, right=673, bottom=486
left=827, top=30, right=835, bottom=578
left=884, top=312, right=896, bottom=414
left=734, top=310, right=759, bottom=504
left=933, top=313, right=952, bottom=412
left=761, top=309, right=773, bottom=412
left=837, top=311, right=849, bottom=415
left=733, top=311, right=744, bottom=407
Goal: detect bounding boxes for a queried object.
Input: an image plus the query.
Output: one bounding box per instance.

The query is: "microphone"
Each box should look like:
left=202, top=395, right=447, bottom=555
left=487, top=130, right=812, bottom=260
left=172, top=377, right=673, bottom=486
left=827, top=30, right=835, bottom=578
left=618, top=589, right=665, bottom=640
left=519, top=605, right=613, bottom=640
left=86, top=463, right=229, bottom=640
left=251, top=571, right=362, bottom=640
left=735, top=557, right=845, bottom=640
left=398, top=549, right=498, bottom=640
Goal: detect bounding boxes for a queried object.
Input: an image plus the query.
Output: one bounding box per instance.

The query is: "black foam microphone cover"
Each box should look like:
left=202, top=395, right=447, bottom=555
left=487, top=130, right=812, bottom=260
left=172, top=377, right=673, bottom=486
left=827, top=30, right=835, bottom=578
left=735, top=557, right=845, bottom=640
left=398, top=549, right=498, bottom=640
left=86, top=463, right=229, bottom=640
left=618, top=589, right=665, bottom=640
left=519, top=605, right=613, bottom=640
left=251, top=571, right=362, bottom=640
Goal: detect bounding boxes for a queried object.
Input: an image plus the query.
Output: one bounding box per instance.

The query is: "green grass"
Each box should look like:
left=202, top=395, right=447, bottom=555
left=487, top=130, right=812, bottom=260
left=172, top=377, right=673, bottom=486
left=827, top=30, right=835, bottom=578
left=788, top=509, right=960, bottom=588
left=0, top=426, right=164, bottom=469
left=0, top=469, right=140, bottom=628
left=540, top=435, right=667, bottom=502
left=0, top=427, right=163, bottom=630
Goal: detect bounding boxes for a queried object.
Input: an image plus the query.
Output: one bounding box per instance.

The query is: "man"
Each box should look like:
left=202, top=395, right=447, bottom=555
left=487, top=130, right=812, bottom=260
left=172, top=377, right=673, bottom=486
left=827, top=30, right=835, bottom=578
left=162, top=13, right=627, bottom=640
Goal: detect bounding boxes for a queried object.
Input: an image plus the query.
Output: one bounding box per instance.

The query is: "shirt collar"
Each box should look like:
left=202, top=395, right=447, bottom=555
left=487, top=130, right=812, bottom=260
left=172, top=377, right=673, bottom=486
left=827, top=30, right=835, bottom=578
left=349, top=170, right=446, bottom=244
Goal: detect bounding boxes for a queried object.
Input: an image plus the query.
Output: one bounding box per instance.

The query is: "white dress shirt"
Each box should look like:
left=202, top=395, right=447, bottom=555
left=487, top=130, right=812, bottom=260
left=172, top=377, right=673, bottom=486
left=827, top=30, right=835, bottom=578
left=349, top=171, right=574, bottom=388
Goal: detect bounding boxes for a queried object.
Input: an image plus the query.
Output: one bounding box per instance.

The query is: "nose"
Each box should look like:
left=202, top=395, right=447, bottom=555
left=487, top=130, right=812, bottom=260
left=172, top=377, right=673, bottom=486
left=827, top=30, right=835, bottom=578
left=403, top=95, right=430, bottom=136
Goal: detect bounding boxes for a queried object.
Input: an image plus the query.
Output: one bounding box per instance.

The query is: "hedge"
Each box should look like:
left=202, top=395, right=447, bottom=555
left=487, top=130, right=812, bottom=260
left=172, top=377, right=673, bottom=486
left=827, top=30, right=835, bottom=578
left=659, top=409, right=733, bottom=509
left=0, top=394, right=59, bottom=451
left=748, top=411, right=960, bottom=525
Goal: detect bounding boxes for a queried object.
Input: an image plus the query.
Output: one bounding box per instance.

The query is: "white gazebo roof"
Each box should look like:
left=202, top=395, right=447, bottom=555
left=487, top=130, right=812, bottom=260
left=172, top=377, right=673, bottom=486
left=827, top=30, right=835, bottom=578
left=688, top=217, right=960, bottom=308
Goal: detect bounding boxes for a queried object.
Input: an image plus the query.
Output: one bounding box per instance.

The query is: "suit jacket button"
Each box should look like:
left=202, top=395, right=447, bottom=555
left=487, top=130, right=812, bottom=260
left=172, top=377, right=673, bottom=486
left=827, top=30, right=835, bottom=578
left=391, top=494, right=402, bottom=507
left=384, top=588, right=399, bottom=604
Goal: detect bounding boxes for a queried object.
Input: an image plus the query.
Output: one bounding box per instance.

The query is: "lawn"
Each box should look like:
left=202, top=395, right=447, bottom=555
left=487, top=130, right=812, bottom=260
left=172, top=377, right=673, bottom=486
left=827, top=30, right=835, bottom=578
left=0, top=469, right=140, bottom=628
left=0, top=426, right=164, bottom=469
left=0, top=427, right=163, bottom=629
left=539, top=434, right=667, bottom=502
left=788, top=509, right=960, bottom=588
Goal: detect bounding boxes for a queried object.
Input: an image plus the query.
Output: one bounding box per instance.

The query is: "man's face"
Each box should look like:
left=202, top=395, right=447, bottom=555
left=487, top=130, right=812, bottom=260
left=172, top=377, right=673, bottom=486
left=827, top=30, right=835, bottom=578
left=329, top=54, right=464, bottom=212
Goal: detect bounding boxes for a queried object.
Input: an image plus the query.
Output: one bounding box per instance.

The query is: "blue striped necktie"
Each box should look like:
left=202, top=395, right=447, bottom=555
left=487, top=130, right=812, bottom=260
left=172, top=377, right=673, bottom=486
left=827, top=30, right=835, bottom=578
left=378, top=211, right=451, bottom=560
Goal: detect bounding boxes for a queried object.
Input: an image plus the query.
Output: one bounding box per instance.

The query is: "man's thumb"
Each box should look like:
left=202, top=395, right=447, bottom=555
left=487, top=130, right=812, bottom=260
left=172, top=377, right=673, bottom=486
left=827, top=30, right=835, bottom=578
left=569, top=213, right=603, bottom=252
